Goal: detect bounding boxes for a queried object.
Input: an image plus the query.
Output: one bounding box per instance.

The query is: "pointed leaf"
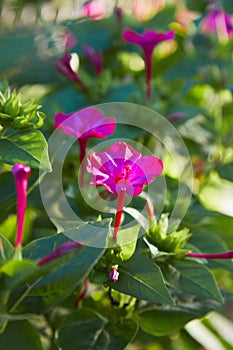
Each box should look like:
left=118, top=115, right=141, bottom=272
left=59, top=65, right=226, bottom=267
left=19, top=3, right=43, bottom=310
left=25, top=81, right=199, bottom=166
left=58, top=308, right=138, bottom=350
left=11, top=221, right=110, bottom=313
left=135, top=297, right=216, bottom=337
left=0, top=320, right=43, bottom=350
left=115, top=225, right=140, bottom=261
left=0, top=234, right=14, bottom=265
left=0, top=131, right=51, bottom=170
left=111, top=254, right=174, bottom=304
left=58, top=308, right=109, bottom=350
left=174, top=261, right=224, bottom=303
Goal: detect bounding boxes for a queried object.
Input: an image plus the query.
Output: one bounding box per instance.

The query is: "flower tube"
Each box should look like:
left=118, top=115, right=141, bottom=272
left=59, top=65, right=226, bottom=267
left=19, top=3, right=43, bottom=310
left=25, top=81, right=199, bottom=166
left=12, top=163, right=31, bottom=248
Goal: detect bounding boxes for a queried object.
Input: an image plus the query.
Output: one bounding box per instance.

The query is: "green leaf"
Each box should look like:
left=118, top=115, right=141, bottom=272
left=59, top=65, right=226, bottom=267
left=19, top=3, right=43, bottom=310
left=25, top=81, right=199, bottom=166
left=111, top=254, right=174, bottom=304
left=162, top=260, right=223, bottom=303
left=135, top=299, right=215, bottom=337
left=0, top=259, right=37, bottom=290
left=0, top=131, right=51, bottom=171
left=58, top=308, right=109, bottom=350
left=104, top=319, right=138, bottom=350
left=57, top=308, right=138, bottom=350
left=115, top=225, right=140, bottom=261
left=0, top=234, right=14, bottom=265
left=198, top=171, right=233, bottom=217
left=12, top=222, right=110, bottom=313
left=0, top=320, right=43, bottom=350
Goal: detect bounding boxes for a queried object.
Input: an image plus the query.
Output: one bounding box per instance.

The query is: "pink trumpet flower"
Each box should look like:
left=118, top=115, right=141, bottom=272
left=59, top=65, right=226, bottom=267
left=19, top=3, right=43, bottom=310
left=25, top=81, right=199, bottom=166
left=82, top=0, right=106, bottom=20
left=12, top=164, right=31, bottom=248
left=87, top=142, right=163, bottom=240
left=82, top=44, right=103, bottom=76
left=54, top=108, right=116, bottom=188
left=123, top=28, right=174, bottom=100
left=201, top=5, right=233, bottom=43
left=55, top=52, right=88, bottom=93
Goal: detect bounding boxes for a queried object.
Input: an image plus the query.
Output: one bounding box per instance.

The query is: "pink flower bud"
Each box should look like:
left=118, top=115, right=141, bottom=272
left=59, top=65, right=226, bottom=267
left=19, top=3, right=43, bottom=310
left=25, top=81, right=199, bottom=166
left=12, top=164, right=31, bottom=248
left=109, top=268, right=119, bottom=282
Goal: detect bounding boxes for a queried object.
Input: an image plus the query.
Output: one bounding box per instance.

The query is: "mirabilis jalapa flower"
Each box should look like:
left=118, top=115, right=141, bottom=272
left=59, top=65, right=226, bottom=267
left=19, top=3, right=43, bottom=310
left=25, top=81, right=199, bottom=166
left=12, top=164, right=31, bottom=248
left=54, top=108, right=116, bottom=188
left=82, top=44, right=103, bottom=76
left=87, top=142, right=163, bottom=240
left=201, top=4, right=233, bottom=43
left=123, top=28, right=174, bottom=100
left=55, top=52, right=88, bottom=93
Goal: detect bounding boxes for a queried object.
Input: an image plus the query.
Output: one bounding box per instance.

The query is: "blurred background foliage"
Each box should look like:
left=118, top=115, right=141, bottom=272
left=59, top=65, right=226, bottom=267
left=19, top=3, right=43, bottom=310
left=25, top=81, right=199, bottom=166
left=0, top=0, right=233, bottom=349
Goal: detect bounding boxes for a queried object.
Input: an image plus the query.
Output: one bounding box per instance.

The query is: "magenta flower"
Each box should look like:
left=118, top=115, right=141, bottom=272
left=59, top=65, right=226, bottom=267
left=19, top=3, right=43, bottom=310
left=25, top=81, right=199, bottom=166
left=38, top=241, right=82, bottom=266
left=54, top=108, right=116, bottom=188
left=12, top=164, right=31, bottom=248
left=82, top=0, right=106, bottom=20
left=87, top=142, right=163, bottom=239
left=123, top=28, right=174, bottom=100
left=109, top=267, right=119, bottom=282
left=82, top=44, right=103, bottom=76
left=55, top=52, right=88, bottom=93
left=201, top=6, right=233, bottom=42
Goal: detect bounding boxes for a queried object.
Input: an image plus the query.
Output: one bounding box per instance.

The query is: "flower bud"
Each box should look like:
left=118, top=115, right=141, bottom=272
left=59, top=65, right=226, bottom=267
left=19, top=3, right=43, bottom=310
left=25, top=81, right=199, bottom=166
left=12, top=164, right=31, bottom=248
left=109, top=267, right=119, bottom=282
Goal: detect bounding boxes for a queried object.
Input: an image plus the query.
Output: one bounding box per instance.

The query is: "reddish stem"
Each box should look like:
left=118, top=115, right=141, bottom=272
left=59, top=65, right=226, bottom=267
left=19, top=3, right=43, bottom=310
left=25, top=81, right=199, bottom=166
left=78, top=138, right=88, bottom=189
left=113, top=190, right=126, bottom=240
left=187, top=251, right=233, bottom=259
left=144, top=50, right=153, bottom=100
left=74, top=278, right=89, bottom=309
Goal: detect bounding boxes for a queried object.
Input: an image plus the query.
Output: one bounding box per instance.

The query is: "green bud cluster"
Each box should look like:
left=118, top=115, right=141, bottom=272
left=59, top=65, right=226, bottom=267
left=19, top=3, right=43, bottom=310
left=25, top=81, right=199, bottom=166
left=0, top=80, right=45, bottom=131
left=146, top=213, right=191, bottom=254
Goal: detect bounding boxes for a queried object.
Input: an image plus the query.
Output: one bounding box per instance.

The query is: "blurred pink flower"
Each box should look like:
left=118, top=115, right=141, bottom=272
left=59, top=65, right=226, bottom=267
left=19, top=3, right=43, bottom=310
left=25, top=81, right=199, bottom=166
left=109, top=267, right=119, bottom=282
left=54, top=108, right=116, bottom=187
left=82, top=44, right=103, bottom=76
left=133, top=0, right=165, bottom=21
left=12, top=164, right=31, bottom=248
left=167, top=112, right=186, bottom=122
left=201, top=6, right=233, bottom=42
left=123, top=29, right=175, bottom=99
left=55, top=52, right=88, bottom=92
left=87, top=142, right=163, bottom=239
left=82, top=0, right=106, bottom=20
left=60, top=30, right=77, bottom=50
left=38, top=241, right=82, bottom=266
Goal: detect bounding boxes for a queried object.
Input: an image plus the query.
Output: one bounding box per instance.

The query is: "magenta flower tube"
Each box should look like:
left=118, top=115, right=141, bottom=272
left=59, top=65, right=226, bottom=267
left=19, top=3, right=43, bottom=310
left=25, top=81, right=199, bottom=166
left=82, top=44, right=103, bottom=76
left=187, top=251, right=233, bottom=259
left=123, top=29, right=174, bottom=100
left=12, top=164, right=31, bottom=248
left=87, top=142, right=163, bottom=239
left=38, top=241, right=82, bottom=266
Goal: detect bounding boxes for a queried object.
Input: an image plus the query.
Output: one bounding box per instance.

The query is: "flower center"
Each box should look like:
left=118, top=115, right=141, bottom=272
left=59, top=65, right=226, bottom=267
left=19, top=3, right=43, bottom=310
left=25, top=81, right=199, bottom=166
left=117, top=165, right=132, bottom=182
